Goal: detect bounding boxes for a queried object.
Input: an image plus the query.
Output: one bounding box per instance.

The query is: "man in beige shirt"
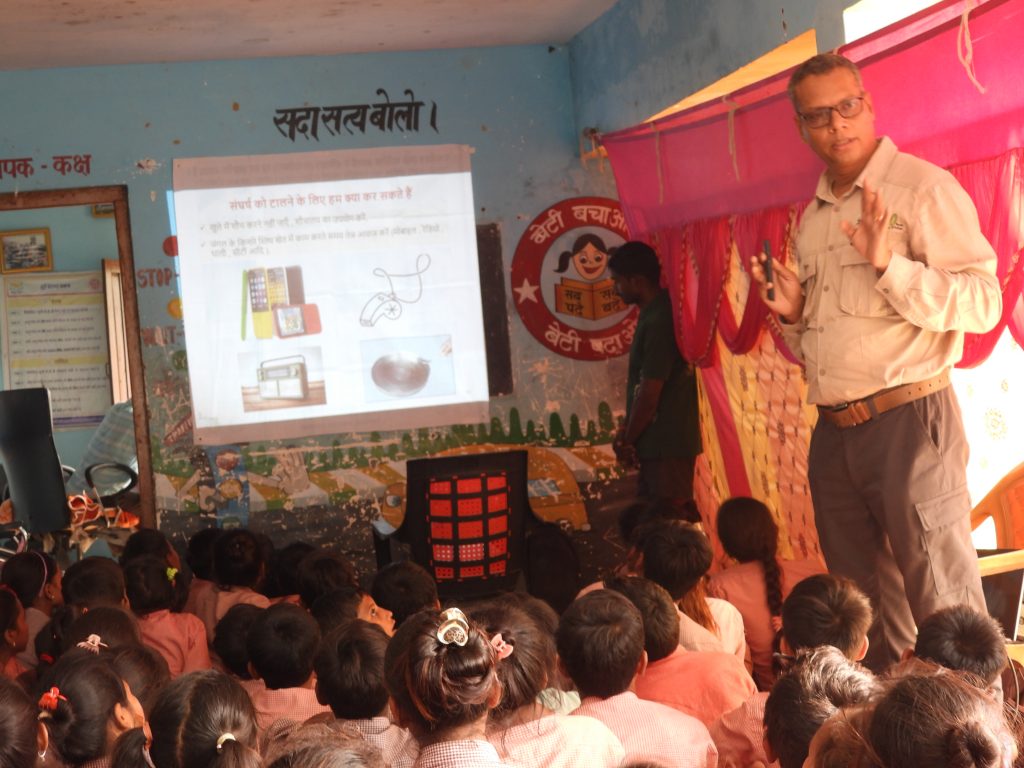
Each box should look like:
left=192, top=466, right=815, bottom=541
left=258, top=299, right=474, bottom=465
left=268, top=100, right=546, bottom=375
left=752, top=53, right=1002, bottom=669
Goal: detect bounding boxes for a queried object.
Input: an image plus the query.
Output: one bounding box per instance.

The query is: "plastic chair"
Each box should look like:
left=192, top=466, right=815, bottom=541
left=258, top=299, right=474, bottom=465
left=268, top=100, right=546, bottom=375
left=971, top=462, right=1024, bottom=549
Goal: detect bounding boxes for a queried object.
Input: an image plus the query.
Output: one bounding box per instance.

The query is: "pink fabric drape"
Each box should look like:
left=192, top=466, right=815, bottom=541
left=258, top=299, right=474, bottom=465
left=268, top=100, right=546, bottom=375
left=604, top=0, right=1024, bottom=358
left=602, top=0, right=1024, bottom=505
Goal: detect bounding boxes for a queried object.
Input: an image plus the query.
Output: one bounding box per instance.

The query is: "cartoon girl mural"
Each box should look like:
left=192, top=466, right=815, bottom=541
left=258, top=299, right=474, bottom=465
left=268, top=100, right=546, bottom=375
left=552, top=233, right=625, bottom=320
left=554, top=233, right=615, bottom=282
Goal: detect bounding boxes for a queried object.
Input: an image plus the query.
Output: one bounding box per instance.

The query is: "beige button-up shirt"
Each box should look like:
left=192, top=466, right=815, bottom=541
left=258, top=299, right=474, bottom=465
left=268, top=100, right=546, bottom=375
left=781, top=137, right=1002, bottom=405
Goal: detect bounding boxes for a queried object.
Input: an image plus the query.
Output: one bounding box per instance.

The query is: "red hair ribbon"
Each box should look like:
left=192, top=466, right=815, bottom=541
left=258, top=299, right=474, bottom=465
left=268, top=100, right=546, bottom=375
left=38, top=687, right=67, bottom=711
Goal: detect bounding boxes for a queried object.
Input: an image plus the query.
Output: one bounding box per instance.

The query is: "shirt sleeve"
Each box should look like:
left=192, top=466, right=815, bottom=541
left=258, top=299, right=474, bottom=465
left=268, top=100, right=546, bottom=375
left=877, top=176, right=1002, bottom=334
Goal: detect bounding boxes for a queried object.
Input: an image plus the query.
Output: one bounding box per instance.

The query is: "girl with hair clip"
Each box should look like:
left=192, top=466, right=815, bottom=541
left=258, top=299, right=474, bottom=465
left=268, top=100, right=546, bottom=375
left=111, top=670, right=260, bottom=768
left=468, top=602, right=625, bottom=768
left=708, top=497, right=824, bottom=690
left=0, top=587, right=30, bottom=686
left=0, top=676, right=47, bottom=768
left=36, top=649, right=147, bottom=768
left=867, top=665, right=1018, bottom=768
left=123, top=555, right=210, bottom=677
left=384, top=607, right=510, bottom=768
left=1, top=551, right=62, bottom=670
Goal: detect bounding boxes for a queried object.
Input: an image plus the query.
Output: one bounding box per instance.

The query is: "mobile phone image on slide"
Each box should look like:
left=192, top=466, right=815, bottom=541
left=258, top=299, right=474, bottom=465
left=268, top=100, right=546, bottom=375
left=273, top=304, right=322, bottom=338
left=247, top=268, right=274, bottom=339
left=266, top=267, right=290, bottom=307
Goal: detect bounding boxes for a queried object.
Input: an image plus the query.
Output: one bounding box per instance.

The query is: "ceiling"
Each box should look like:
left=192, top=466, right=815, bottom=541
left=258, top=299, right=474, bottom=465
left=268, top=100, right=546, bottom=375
left=0, top=0, right=618, bottom=71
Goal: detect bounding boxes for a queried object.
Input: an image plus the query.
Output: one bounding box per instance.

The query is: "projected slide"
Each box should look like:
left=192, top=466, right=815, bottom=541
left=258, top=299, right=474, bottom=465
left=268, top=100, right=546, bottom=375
left=173, top=145, right=488, bottom=444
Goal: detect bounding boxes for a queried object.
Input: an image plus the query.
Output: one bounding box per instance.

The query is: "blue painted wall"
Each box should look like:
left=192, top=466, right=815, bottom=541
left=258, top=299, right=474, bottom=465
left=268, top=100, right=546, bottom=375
left=570, top=0, right=850, bottom=135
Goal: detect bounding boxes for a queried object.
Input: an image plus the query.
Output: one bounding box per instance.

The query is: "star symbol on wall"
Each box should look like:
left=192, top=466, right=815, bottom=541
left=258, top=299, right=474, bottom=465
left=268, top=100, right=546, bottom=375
left=513, top=278, right=540, bottom=304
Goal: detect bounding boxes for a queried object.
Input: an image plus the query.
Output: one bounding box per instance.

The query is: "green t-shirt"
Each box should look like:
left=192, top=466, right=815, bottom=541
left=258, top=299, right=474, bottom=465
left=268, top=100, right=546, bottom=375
left=625, top=290, right=702, bottom=459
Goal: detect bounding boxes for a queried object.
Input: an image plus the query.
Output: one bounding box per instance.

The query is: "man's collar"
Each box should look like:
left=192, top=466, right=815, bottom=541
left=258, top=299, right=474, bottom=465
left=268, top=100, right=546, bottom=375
left=814, top=136, right=898, bottom=204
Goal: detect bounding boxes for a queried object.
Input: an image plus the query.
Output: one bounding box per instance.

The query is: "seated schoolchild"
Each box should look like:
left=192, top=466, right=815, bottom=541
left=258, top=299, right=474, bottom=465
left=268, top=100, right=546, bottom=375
left=190, top=529, right=271, bottom=643
left=468, top=601, right=625, bottom=767
left=309, top=618, right=417, bottom=766
left=310, top=586, right=395, bottom=637
left=263, top=541, right=314, bottom=605
left=0, top=676, right=46, bottom=766
left=0, top=587, right=30, bottom=685
left=124, top=555, right=210, bottom=677
left=244, top=603, right=331, bottom=732
left=709, top=573, right=872, bottom=768
left=708, top=497, right=825, bottom=690
left=641, top=520, right=748, bottom=663
left=556, top=590, right=717, bottom=767
left=182, top=527, right=220, bottom=615
left=1, top=550, right=63, bottom=669
left=371, top=561, right=440, bottom=629
left=211, top=603, right=264, bottom=688
left=295, top=549, right=357, bottom=610
left=119, top=529, right=188, bottom=611
left=910, top=603, right=1008, bottom=696
left=605, top=576, right=756, bottom=725
left=109, top=644, right=171, bottom=717
left=763, top=646, right=877, bottom=768
left=384, top=607, right=510, bottom=767
left=261, top=721, right=384, bottom=768
left=867, top=664, right=1017, bottom=768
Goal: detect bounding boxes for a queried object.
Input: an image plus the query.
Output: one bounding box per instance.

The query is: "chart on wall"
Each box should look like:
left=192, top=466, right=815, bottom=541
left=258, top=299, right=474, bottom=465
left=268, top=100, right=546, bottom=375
left=0, top=271, right=112, bottom=428
left=173, top=145, right=489, bottom=444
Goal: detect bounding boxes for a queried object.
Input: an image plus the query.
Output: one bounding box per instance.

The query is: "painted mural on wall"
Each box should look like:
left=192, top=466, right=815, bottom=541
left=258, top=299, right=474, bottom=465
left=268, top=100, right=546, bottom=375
left=510, top=197, right=635, bottom=360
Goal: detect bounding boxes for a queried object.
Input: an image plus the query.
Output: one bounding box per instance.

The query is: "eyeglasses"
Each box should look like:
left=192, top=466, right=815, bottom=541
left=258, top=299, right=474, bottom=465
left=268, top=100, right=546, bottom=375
left=797, top=95, right=866, bottom=129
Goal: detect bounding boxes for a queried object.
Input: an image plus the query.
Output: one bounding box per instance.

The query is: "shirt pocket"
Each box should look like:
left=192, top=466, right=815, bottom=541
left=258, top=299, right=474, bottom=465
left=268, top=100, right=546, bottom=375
left=837, top=250, right=894, bottom=318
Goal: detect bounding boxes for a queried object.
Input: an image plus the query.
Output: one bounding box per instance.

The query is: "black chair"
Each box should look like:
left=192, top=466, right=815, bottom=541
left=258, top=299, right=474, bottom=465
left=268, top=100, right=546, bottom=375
left=376, top=450, right=536, bottom=600
left=0, top=388, right=70, bottom=534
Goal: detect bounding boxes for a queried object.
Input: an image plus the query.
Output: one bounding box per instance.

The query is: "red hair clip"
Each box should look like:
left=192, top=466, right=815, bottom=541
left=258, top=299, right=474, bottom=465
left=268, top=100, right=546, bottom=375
left=38, top=687, right=67, bottom=711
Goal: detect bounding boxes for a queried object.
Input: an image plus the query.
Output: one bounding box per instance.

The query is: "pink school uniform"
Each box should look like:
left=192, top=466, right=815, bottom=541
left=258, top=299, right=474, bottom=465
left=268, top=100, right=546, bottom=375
left=573, top=690, right=717, bottom=767
left=708, top=691, right=776, bottom=768
left=305, top=712, right=419, bottom=768
left=415, top=740, right=510, bottom=768
left=189, top=583, right=271, bottom=643
left=138, top=609, right=211, bottom=676
left=487, top=713, right=625, bottom=768
left=246, top=678, right=332, bottom=733
left=708, top=558, right=825, bottom=690
left=635, top=646, right=757, bottom=726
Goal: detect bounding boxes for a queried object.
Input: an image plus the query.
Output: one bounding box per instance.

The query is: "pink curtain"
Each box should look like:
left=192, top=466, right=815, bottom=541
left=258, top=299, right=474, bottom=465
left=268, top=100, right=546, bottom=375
left=602, top=0, right=1024, bottom=514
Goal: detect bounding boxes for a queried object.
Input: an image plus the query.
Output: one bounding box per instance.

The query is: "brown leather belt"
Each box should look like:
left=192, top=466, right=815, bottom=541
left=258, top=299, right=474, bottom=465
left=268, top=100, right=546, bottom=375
left=817, top=370, right=951, bottom=429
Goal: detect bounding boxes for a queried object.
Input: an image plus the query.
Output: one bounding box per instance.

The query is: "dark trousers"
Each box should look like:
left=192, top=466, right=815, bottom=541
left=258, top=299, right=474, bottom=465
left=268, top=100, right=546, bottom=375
left=809, top=386, right=985, bottom=671
left=639, top=455, right=697, bottom=507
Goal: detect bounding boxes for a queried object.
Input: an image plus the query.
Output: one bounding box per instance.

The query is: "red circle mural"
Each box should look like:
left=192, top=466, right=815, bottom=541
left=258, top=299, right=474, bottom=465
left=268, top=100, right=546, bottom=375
left=510, top=196, right=635, bottom=361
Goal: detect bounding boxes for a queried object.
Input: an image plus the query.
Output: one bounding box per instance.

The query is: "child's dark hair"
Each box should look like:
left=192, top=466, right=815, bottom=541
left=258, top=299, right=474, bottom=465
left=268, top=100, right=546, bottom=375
left=124, top=555, right=178, bottom=615
left=314, top=619, right=390, bottom=719
left=383, top=607, right=498, bottom=736
left=716, top=497, right=784, bottom=620
left=309, top=586, right=364, bottom=636
left=119, top=528, right=176, bottom=567
left=262, top=722, right=383, bottom=768
left=0, top=676, right=37, bottom=768
left=556, top=590, right=644, bottom=699
left=212, top=604, right=264, bottom=680
left=641, top=520, right=717, bottom=634
left=110, top=644, right=171, bottom=716
left=37, top=649, right=131, bottom=765
left=296, top=550, right=357, bottom=609
left=187, top=527, right=222, bottom=582
left=0, top=587, right=21, bottom=643
left=63, top=606, right=141, bottom=652
left=264, top=541, right=315, bottom=599
left=371, top=561, right=439, bottom=627
left=489, top=591, right=560, bottom=639
left=468, top=602, right=556, bottom=724
left=781, top=574, right=872, bottom=659
left=213, top=530, right=265, bottom=589
left=114, top=670, right=260, bottom=768
left=246, top=603, right=320, bottom=689
left=62, top=556, right=127, bottom=610
left=869, top=665, right=1014, bottom=768
left=1, top=550, right=58, bottom=609
left=763, top=646, right=877, bottom=768
left=604, top=576, right=681, bottom=663
left=914, top=604, right=1008, bottom=687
